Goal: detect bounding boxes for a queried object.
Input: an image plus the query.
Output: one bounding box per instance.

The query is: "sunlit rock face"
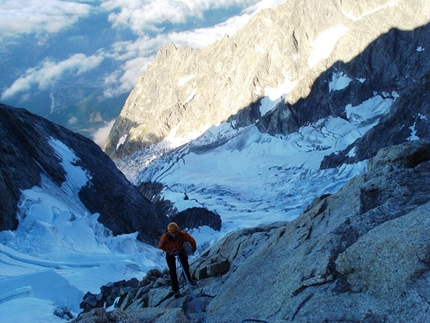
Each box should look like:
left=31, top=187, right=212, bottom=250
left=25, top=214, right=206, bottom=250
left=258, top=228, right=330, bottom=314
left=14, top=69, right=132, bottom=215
left=202, top=140, right=430, bottom=323
left=0, top=103, right=168, bottom=244
left=104, top=0, right=429, bottom=160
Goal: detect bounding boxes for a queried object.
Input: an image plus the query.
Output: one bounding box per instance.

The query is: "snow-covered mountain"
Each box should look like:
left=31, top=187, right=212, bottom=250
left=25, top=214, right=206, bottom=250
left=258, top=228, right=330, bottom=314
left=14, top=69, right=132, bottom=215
left=0, top=98, right=377, bottom=321
left=112, top=0, right=430, bottom=247
left=0, top=104, right=168, bottom=244
left=0, top=0, right=429, bottom=322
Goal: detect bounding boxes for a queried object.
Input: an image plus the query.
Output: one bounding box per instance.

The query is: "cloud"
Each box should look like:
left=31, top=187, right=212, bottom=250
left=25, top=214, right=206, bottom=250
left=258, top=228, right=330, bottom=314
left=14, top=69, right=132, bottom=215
left=101, top=33, right=167, bottom=97
left=103, top=56, right=152, bottom=98
left=241, top=0, right=287, bottom=14
left=92, top=119, right=116, bottom=147
left=0, top=0, right=91, bottom=42
left=1, top=53, right=104, bottom=99
left=100, top=0, right=268, bottom=34
left=68, top=116, right=79, bottom=125
left=166, top=13, right=255, bottom=48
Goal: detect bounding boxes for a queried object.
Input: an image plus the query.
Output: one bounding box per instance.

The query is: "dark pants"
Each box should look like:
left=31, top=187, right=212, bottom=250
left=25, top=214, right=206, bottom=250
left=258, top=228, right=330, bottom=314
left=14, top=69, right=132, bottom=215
left=166, top=251, right=191, bottom=292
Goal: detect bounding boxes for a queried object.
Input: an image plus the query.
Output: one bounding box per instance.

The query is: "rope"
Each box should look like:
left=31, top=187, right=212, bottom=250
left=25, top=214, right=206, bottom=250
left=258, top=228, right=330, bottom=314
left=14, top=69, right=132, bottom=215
left=176, top=255, right=207, bottom=323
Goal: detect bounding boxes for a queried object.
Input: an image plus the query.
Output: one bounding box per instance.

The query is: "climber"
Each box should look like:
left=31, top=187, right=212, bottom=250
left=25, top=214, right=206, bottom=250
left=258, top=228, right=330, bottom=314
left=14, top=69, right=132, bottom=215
left=158, top=222, right=197, bottom=298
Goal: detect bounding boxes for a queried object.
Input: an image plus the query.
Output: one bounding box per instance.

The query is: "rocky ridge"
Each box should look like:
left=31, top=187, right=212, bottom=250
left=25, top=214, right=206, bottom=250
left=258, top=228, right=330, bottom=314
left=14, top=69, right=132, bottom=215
left=0, top=103, right=168, bottom=244
left=104, top=0, right=429, bottom=160
left=73, top=139, right=430, bottom=322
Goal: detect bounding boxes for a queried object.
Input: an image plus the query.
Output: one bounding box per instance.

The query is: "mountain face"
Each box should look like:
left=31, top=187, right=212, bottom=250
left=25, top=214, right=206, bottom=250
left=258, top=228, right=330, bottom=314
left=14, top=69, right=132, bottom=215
left=0, top=103, right=168, bottom=244
left=79, top=0, right=430, bottom=321
left=74, top=140, right=430, bottom=322
left=104, top=0, right=429, bottom=161
left=2, top=0, right=429, bottom=321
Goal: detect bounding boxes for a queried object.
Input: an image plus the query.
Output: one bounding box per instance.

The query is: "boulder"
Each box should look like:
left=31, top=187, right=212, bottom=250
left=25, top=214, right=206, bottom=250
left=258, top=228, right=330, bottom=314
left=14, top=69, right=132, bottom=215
left=72, top=307, right=189, bottom=323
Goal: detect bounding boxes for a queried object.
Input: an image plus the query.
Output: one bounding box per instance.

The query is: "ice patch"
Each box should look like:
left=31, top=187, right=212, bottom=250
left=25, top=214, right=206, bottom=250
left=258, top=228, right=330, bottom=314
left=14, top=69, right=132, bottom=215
left=0, top=269, right=83, bottom=313
left=308, top=25, right=348, bottom=68
left=116, top=134, right=128, bottom=150
left=259, top=96, right=284, bottom=116
left=178, top=74, right=196, bottom=87
left=345, top=95, right=393, bottom=123
left=49, top=137, right=91, bottom=197
left=329, top=72, right=352, bottom=92
left=260, top=78, right=298, bottom=116
left=407, top=114, right=427, bottom=141
left=162, top=189, right=202, bottom=212
left=183, top=90, right=196, bottom=104
left=407, top=122, right=420, bottom=141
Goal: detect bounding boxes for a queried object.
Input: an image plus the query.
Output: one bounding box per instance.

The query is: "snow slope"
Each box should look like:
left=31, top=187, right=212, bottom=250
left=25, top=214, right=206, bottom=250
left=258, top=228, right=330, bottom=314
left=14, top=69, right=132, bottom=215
left=0, top=82, right=415, bottom=322
left=118, top=88, right=398, bottom=247
left=0, top=138, right=164, bottom=322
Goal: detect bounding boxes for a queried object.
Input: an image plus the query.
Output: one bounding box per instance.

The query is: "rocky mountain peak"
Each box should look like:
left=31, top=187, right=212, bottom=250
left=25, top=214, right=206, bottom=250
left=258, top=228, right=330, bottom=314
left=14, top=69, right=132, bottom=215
left=103, top=0, right=428, bottom=160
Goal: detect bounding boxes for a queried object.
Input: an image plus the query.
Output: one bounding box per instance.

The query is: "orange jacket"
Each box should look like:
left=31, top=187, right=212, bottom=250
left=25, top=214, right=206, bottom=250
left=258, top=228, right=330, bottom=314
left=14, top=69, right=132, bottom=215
left=158, top=231, right=196, bottom=255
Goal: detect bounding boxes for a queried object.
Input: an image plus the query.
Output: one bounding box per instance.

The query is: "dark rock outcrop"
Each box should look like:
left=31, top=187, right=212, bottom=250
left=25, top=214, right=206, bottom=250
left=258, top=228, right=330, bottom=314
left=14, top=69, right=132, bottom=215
left=79, top=278, right=141, bottom=313
left=171, top=207, right=222, bottom=231
left=72, top=307, right=188, bottom=323
left=138, top=181, right=222, bottom=231
left=138, top=181, right=175, bottom=217
left=0, top=104, right=168, bottom=244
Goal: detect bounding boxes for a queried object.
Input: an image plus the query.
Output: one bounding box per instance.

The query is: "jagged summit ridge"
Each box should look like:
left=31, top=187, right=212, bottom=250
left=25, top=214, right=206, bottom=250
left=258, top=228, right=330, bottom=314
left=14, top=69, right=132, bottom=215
left=104, top=0, right=428, bottom=160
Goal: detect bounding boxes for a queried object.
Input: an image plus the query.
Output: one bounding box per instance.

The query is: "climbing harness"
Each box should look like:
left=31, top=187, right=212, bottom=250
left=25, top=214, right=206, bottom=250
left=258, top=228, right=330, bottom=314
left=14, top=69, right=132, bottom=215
left=176, top=254, right=207, bottom=323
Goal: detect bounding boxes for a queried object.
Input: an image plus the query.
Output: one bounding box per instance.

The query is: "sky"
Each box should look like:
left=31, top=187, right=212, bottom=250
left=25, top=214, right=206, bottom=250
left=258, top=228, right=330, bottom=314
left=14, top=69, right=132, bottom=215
left=0, top=0, right=286, bottom=144
left=0, top=64, right=420, bottom=322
